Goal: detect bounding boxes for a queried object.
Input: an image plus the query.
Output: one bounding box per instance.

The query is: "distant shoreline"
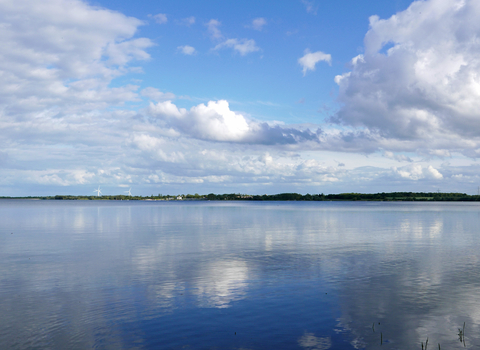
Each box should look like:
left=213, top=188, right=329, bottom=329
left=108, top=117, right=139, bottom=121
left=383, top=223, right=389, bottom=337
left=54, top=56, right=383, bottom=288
left=1, top=192, right=480, bottom=202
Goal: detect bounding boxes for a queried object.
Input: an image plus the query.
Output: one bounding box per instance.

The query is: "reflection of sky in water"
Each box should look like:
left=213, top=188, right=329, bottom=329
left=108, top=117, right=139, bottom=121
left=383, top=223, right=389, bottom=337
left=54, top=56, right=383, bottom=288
left=1, top=200, right=480, bottom=349
left=298, top=332, right=331, bottom=350
left=193, top=259, right=249, bottom=308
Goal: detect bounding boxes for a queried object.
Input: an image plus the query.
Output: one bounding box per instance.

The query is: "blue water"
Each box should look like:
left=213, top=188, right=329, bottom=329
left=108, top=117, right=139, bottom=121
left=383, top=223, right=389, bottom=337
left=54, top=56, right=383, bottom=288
left=1, top=200, right=480, bottom=349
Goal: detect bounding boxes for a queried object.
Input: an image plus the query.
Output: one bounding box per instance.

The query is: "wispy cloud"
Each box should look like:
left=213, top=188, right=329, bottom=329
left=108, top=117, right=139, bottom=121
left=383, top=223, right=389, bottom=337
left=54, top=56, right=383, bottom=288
left=214, top=39, right=260, bottom=56
left=206, top=19, right=223, bottom=39
left=301, top=0, right=318, bottom=15
left=177, top=16, right=195, bottom=26
left=383, top=151, right=413, bottom=162
left=141, top=87, right=176, bottom=101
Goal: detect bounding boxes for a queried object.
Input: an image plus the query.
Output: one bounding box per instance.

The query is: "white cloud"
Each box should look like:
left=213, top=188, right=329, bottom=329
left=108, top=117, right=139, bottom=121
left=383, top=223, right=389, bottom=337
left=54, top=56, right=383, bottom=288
left=334, top=0, right=480, bottom=156
left=147, top=100, right=250, bottom=142
left=177, top=45, right=196, bottom=55
left=20, top=169, right=96, bottom=186
left=393, top=164, right=443, bottom=180
left=146, top=100, right=321, bottom=144
left=105, top=38, right=152, bottom=66
left=298, top=50, right=332, bottom=76
left=428, top=150, right=451, bottom=158
left=0, top=0, right=153, bottom=117
left=206, top=19, right=259, bottom=56
left=2, top=0, right=480, bottom=195
left=0, top=0, right=157, bottom=191
left=131, top=134, right=185, bottom=163
left=214, top=39, right=260, bottom=56
left=206, top=19, right=222, bottom=39
left=426, top=165, right=444, bottom=180
left=153, top=13, right=167, bottom=24
left=148, top=100, right=250, bottom=142
left=140, top=87, right=176, bottom=101
left=250, top=17, right=267, bottom=31
left=383, top=151, right=413, bottom=162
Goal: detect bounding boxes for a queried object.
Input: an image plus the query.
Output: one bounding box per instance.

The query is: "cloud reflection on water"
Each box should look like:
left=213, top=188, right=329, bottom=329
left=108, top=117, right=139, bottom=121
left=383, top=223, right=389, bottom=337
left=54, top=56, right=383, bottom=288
left=2, top=201, right=480, bottom=349
left=193, top=259, right=249, bottom=308
left=298, top=332, right=331, bottom=350
left=324, top=207, right=480, bottom=349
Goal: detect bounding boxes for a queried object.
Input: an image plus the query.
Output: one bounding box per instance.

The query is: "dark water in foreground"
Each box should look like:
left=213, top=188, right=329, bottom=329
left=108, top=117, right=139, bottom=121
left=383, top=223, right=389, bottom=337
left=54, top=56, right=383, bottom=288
left=1, top=200, right=480, bottom=349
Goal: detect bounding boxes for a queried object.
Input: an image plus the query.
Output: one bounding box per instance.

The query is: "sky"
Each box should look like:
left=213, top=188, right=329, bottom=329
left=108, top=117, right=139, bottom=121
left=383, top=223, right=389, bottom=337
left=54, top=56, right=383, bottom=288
left=2, top=0, right=480, bottom=196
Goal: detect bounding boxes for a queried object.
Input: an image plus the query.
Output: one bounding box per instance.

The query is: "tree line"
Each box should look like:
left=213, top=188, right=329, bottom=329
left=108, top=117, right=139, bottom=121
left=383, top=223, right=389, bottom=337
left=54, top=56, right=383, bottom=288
left=2, top=192, right=480, bottom=201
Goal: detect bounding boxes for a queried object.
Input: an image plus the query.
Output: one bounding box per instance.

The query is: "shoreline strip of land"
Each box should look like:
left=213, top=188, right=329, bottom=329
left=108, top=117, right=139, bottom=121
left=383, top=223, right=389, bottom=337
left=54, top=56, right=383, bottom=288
left=2, top=192, right=480, bottom=201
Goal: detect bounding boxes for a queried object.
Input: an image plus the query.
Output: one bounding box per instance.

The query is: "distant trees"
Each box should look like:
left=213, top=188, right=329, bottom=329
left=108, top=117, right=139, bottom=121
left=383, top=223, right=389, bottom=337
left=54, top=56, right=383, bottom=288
left=5, top=191, right=478, bottom=202
left=198, top=192, right=474, bottom=201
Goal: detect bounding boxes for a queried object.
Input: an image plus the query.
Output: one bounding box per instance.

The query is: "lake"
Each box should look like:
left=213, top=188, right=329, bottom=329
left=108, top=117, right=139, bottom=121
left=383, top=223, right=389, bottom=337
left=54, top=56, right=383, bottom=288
left=1, top=200, right=479, bottom=349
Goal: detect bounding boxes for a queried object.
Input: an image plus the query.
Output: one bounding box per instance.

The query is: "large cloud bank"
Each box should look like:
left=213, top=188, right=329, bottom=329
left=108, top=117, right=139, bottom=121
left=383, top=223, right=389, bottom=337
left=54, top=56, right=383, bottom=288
left=0, top=0, right=152, bottom=118
left=334, top=0, right=480, bottom=156
left=0, top=0, right=478, bottom=194
left=147, top=100, right=322, bottom=145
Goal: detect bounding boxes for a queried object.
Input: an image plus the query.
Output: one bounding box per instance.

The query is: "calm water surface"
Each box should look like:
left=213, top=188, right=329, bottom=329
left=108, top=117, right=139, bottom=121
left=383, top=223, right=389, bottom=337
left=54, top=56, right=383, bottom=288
left=1, top=200, right=480, bottom=349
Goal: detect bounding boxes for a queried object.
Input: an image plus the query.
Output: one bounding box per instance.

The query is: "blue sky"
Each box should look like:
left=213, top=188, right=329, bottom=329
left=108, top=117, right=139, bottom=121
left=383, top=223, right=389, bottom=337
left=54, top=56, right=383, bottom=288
left=1, top=0, right=480, bottom=196
left=102, top=0, right=412, bottom=123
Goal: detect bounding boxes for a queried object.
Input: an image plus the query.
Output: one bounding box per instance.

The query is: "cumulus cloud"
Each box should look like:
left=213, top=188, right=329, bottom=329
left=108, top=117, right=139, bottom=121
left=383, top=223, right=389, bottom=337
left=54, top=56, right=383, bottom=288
left=334, top=0, right=480, bottom=156
left=214, top=39, right=260, bottom=56
left=177, top=45, right=196, bottom=55
left=153, top=13, right=167, bottom=24
left=1, top=0, right=478, bottom=195
left=298, top=50, right=332, bottom=76
left=249, top=17, right=267, bottom=31
left=146, top=100, right=321, bottom=144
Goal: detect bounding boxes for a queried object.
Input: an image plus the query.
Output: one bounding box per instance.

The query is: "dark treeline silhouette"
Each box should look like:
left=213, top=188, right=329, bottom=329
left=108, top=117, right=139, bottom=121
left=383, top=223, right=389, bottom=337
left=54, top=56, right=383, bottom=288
left=2, top=192, right=480, bottom=201
left=206, top=192, right=479, bottom=201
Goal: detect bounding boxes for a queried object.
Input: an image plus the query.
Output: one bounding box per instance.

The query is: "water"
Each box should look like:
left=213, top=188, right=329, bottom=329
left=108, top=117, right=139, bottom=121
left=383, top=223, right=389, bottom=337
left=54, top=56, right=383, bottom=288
left=1, top=200, right=480, bottom=349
